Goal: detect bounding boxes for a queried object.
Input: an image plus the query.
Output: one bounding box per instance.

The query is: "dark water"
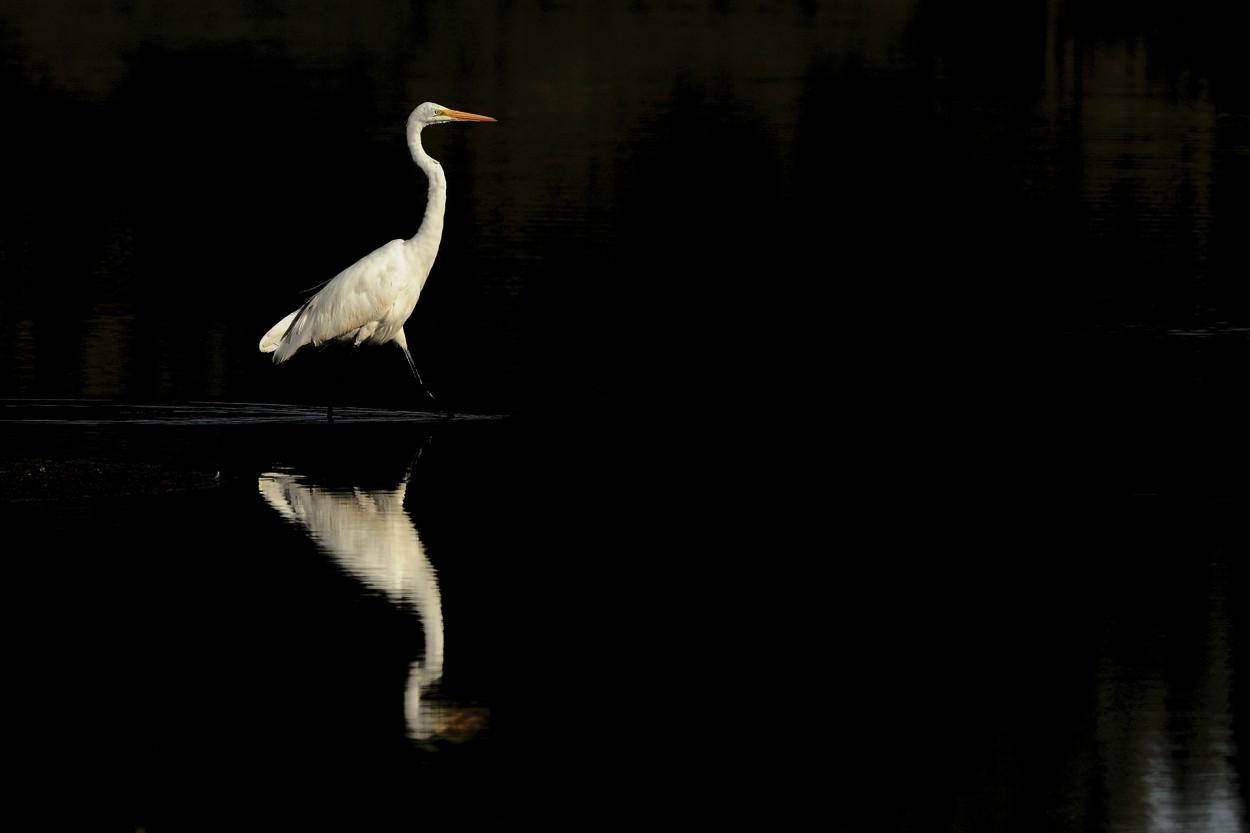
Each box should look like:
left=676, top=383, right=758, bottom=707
left=0, top=404, right=623, bottom=830
left=2, top=2, right=1250, bottom=831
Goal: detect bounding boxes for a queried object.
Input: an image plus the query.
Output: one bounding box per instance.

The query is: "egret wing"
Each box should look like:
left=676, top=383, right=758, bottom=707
left=262, top=239, right=412, bottom=363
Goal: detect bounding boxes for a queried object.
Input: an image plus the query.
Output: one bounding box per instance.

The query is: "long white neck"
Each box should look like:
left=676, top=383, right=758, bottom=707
left=407, top=122, right=448, bottom=251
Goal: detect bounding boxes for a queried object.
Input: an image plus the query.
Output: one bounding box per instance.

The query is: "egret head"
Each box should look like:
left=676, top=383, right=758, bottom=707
left=409, top=102, right=497, bottom=129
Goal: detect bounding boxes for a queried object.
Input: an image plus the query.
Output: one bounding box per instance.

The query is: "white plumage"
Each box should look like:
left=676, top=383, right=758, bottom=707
left=259, top=102, right=495, bottom=411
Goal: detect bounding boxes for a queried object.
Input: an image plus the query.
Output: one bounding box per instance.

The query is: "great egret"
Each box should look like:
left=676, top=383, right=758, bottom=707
left=259, top=102, right=496, bottom=420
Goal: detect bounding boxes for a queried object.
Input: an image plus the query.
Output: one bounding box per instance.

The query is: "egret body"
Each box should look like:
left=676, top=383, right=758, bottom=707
left=259, top=102, right=495, bottom=418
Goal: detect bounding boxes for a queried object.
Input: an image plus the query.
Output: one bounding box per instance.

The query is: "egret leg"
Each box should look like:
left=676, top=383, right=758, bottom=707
left=401, top=346, right=455, bottom=419
left=327, top=349, right=350, bottom=424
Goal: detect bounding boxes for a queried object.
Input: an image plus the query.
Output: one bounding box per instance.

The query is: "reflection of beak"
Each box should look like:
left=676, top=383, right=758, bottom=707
left=439, top=108, right=497, bottom=123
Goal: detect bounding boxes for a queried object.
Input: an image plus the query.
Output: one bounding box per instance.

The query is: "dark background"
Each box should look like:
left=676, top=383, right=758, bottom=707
left=2, top=2, right=1247, bottom=444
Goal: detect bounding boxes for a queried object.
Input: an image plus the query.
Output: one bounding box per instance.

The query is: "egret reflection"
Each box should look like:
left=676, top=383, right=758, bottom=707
left=257, top=456, right=469, bottom=744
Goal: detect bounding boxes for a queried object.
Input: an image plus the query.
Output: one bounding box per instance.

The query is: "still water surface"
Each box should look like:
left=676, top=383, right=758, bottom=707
left=4, top=402, right=1249, bottom=830
left=2, top=405, right=525, bottom=828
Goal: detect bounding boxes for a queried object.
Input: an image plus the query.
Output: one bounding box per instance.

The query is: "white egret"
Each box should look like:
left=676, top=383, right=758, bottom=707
left=259, top=102, right=496, bottom=420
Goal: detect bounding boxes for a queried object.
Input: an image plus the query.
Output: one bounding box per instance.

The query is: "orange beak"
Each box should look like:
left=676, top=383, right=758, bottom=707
left=440, top=109, right=497, bottom=122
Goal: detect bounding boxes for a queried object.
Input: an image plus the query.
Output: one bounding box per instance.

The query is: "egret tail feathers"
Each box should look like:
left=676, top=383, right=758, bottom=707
left=259, top=309, right=300, bottom=358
